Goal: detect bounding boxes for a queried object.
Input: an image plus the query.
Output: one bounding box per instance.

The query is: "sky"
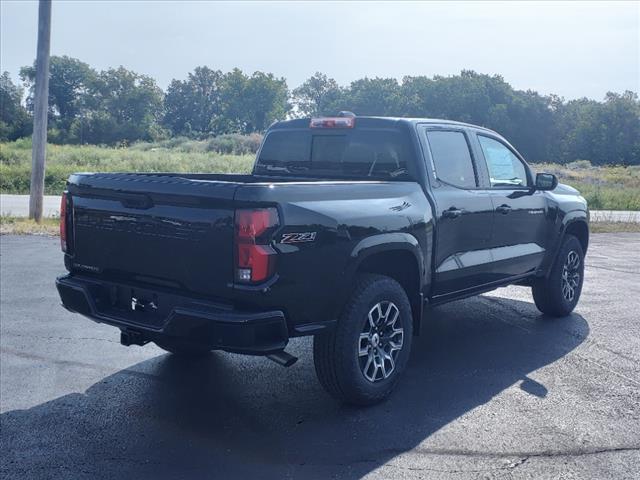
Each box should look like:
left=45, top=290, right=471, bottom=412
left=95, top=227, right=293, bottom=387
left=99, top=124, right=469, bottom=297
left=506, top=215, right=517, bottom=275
left=1, top=0, right=639, bottom=100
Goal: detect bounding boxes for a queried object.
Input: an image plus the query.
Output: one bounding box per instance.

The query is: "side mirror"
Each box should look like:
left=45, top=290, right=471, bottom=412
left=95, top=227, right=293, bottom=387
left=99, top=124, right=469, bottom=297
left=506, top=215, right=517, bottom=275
left=535, top=172, right=558, bottom=191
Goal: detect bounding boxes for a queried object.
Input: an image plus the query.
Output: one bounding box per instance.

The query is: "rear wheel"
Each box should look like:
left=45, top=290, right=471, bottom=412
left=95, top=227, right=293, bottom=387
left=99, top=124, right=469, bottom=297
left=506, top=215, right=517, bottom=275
left=154, top=338, right=211, bottom=358
left=532, top=234, right=584, bottom=317
left=313, top=274, right=413, bottom=406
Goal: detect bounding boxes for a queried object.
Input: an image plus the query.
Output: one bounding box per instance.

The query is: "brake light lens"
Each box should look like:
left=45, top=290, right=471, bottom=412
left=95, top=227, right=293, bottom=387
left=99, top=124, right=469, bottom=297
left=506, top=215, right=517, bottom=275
left=60, top=192, right=67, bottom=252
left=235, top=208, right=279, bottom=283
left=309, top=116, right=355, bottom=129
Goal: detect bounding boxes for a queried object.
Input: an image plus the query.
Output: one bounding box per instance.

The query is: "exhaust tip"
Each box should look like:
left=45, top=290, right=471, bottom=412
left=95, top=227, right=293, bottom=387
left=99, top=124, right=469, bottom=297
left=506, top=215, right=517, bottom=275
left=266, top=350, right=298, bottom=367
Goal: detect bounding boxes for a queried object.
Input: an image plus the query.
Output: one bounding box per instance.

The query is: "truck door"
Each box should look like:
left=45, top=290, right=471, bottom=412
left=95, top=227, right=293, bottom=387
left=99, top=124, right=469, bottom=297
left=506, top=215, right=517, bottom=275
left=472, top=133, right=550, bottom=280
left=420, top=127, right=495, bottom=297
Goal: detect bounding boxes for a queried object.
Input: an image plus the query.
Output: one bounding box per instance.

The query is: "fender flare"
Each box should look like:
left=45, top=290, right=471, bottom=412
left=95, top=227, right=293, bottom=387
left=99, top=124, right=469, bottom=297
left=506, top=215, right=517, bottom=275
left=341, top=232, right=427, bottom=333
left=349, top=232, right=424, bottom=271
left=539, top=210, right=589, bottom=277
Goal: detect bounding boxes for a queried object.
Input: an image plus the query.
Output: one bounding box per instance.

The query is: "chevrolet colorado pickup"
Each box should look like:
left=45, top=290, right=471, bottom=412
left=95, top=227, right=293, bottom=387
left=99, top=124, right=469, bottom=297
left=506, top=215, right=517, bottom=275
left=56, top=113, right=589, bottom=405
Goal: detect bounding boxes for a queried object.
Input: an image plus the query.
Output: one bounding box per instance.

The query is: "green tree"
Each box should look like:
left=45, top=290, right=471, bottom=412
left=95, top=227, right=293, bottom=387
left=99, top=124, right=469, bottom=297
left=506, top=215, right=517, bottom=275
left=407, top=71, right=510, bottom=124
left=216, top=69, right=289, bottom=134
left=556, top=91, right=640, bottom=166
left=398, top=75, right=434, bottom=117
left=340, top=77, right=401, bottom=116
left=243, top=71, right=289, bottom=132
left=20, top=56, right=96, bottom=138
left=0, top=72, right=31, bottom=141
left=399, top=71, right=554, bottom=161
left=5, top=59, right=640, bottom=165
left=215, top=68, right=249, bottom=134
left=292, top=72, right=343, bottom=116
left=77, top=66, right=164, bottom=145
left=491, top=90, right=555, bottom=162
left=164, top=66, right=223, bottom=137
left=599, top=91, right=640, bottom=166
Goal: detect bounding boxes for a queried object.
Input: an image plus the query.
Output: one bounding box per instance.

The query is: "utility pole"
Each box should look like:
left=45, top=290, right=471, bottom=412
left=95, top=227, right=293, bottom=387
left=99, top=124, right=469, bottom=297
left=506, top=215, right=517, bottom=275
left=29, top=0, right=52, bottom=222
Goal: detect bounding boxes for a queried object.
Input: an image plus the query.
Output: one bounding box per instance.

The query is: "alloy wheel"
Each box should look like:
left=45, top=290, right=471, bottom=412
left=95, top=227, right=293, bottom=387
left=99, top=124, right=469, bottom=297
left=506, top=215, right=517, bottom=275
left=561, top=250, right=581, bottom=302
left=358, top=301, right=404, bottom=382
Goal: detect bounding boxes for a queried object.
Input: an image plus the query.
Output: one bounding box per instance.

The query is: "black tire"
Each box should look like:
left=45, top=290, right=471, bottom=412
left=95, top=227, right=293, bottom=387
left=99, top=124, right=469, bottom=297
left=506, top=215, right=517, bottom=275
left=154, top=337, right=211, bottom=358
left=313, top=273, right=413, bottom=406
left=532, top=234, right=584, bottom=317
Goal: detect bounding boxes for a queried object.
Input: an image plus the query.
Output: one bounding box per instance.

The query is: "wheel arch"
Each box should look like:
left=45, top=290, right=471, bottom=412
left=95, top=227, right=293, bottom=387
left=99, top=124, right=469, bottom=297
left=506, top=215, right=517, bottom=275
left=346, top=234, right=425, bottom=335
left=539, top=213, right=589, bottom=278
left=564, top=218, right=589, bottom=254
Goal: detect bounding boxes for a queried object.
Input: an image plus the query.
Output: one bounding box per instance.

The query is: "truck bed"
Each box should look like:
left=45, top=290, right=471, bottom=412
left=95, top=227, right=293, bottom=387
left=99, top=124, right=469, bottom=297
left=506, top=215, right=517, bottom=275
left=65, top=172, right=424, bottom=306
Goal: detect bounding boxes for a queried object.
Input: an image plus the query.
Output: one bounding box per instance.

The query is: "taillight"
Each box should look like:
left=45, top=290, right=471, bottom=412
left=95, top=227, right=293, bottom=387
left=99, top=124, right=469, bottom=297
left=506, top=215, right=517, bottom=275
left=60, top=192, right=67, bottom=252
left=235, top=208, right=279, bottom=283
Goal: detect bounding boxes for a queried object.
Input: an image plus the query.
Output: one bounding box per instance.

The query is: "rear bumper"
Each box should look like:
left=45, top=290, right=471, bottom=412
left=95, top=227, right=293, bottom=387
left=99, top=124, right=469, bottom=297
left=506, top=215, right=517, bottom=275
left=56, top=274, right=288, bottom=354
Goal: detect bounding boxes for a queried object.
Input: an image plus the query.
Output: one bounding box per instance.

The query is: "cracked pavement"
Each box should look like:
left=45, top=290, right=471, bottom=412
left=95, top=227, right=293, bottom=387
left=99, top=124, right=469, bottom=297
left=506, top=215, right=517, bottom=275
left=1, top=234, right=639, bottom=479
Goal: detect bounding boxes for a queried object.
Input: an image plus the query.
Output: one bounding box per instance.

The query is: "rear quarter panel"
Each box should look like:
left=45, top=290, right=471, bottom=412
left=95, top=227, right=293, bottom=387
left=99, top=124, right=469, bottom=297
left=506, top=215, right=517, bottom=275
left=233, top=181, right=433, bottom=331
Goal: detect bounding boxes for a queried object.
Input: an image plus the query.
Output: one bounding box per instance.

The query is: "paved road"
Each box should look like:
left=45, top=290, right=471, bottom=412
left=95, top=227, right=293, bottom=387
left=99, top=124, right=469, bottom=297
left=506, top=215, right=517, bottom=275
left=1, top=194, right=62, bottom=218
left=1, top=234, right=639, bottom=479
left=1, top=194, right=638, bottom=222
left=590, top=210, right=640, bottom=223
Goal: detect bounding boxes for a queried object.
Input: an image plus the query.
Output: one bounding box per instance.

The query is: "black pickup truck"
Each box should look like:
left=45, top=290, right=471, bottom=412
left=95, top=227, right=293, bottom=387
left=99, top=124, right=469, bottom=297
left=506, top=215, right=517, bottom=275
left=56, top=114, right=589, bottom=405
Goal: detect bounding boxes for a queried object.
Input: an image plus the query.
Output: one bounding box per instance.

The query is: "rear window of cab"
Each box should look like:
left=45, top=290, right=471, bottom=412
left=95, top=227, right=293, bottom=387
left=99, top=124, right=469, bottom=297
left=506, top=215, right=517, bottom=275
left=255, top=129, right=415, bottom=180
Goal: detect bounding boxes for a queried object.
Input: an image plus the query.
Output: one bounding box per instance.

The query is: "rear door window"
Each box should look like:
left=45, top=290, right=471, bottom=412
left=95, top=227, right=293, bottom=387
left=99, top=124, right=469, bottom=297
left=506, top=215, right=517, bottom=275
left=426, top=130, right=477, bottom=188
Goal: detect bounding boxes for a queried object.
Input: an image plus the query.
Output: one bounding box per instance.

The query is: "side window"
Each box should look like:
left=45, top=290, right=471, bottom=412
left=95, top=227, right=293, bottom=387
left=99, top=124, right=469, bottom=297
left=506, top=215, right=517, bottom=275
left=477, top=135, right=529, bottom=188
left=426, top=130, right=477, bottom=188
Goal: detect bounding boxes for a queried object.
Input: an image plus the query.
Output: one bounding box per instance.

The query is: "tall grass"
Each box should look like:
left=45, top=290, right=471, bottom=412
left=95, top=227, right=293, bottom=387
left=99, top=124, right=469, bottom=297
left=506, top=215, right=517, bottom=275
left=0, top=139, right=254, bottom=195
left=532, top=161, right=640, bottom=210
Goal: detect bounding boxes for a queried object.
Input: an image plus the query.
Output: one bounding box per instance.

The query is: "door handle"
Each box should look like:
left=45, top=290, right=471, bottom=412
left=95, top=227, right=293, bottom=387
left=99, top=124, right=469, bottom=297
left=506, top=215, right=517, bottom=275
left=496, top=204, right=512, bottom=214
left=442, top=207, right=463, bottom=219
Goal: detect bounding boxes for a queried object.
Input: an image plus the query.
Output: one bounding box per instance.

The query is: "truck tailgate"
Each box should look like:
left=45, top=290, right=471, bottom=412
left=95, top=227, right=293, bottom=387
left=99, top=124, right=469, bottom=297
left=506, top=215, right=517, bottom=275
left=67, top=173, right=238, bottom=298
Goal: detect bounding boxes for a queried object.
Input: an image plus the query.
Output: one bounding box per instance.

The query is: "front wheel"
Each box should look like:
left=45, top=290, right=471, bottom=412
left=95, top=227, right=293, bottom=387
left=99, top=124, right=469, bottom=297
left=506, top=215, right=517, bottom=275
left=313, top=274, right=413, bottom=406
left=532, top=234, right=585, bottom=317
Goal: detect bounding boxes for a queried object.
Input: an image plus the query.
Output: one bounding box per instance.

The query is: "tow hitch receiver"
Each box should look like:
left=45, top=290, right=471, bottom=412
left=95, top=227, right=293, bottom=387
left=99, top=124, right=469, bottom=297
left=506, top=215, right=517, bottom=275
left=120, top=329, right=149, bottom=347
left=267, top=350, right=298, bottom=367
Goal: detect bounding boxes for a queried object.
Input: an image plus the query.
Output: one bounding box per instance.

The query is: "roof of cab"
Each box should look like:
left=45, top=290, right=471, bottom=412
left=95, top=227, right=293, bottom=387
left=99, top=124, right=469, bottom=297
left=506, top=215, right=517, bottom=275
left=268, top=116, right=498, bottom=135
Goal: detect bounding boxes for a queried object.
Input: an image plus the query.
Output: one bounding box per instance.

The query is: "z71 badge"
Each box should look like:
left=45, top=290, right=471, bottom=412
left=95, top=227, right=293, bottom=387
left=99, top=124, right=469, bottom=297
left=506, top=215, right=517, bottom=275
left=280, top=232, right=317, bottom=244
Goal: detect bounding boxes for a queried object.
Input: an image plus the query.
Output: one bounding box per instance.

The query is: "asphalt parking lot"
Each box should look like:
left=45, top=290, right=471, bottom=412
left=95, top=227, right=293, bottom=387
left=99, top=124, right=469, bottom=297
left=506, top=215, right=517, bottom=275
left=1, top=234, right=639, bottom=479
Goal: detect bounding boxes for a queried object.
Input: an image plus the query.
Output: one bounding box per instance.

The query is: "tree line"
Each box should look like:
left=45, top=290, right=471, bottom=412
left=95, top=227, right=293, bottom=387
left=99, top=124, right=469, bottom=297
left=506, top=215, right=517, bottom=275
left=1, top=56, right=638, bottom=165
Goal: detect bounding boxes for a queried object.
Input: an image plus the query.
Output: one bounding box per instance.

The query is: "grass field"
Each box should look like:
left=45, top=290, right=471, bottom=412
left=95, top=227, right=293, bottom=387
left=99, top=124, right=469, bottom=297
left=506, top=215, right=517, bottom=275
left=532, top=161, right=640, bottom=210
left=0, top=216, right=60, bottom=235
left=1, top=140, right=639, bottom=210
left=0, top=138, right=254, bottom=195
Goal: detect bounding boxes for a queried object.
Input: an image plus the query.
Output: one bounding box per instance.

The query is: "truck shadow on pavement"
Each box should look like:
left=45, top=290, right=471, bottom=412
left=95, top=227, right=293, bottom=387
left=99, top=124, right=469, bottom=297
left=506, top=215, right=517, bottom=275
left=1, top=295, right=588, bottom=479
